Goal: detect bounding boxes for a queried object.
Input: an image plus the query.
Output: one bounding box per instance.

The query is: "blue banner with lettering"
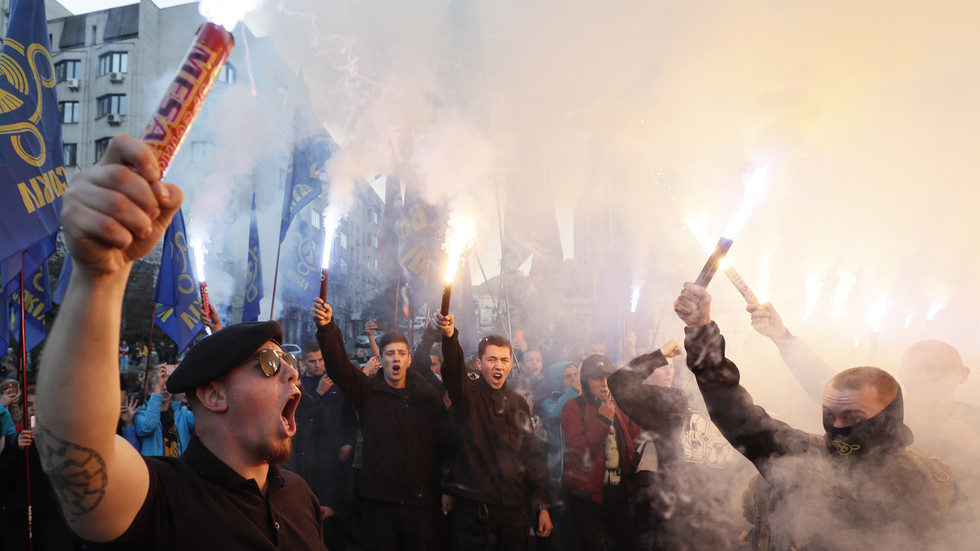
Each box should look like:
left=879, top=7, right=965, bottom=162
left=153, top=209, right=204, bottom=353
left=279, top=129, right=334, bottom=244
left=242, top=193, right=263, bottom=322
left=0, top=0, right=66, bottom=264
left=280, top=219, right=323, bottom=306
left=9, top=260, right=50, bottom=352
left=397, top=188, right=444, bottom=311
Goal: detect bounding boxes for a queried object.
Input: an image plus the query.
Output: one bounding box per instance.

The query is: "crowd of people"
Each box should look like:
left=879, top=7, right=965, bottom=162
left=0, top=136, right=977, bottom=550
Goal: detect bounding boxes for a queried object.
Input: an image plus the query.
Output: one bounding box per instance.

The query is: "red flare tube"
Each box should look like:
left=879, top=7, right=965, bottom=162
left=440, top=283, right=452, bottom=316
left=694, top=238, right=733, bottom=288
left=140, top=22, right=235, bottom=175
left=200, top=281, right=211, bottom=325
left=319, top=268, right=329, bottom=301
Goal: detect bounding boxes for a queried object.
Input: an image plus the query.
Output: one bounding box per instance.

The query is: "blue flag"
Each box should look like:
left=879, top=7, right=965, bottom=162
left=9, top=260, right=50, bottom=352
left=152, top=209, right=204, bottom=353
left=0, top=0, right=66, bottom=264
left=397, top=189, right=444, bottom=311
left=280, top=219, right=323, bottom=306
left=52, top=254, right=72, bottom=305
left=279, top=129, right=334, bottom=243
left=242, top=193, right=263, bottom=323
left=0, top=285, right=8, bottom=356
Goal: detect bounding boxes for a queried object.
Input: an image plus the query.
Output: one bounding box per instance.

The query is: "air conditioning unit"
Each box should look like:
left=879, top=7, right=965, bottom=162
left=109, top=72, right=124, bottom=83
left=107, top=113, right=123, bottom=125
left=66, top=78, right=80, bottom=90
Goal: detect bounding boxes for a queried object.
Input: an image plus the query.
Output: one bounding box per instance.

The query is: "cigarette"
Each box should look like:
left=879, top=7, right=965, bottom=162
left=140, top=23, right=234, bottom=175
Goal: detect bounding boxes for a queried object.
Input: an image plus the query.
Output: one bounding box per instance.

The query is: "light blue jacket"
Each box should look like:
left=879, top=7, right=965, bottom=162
left=0, top=405, right=15, bottom=436
left=134, top=394, right=194, bottom=457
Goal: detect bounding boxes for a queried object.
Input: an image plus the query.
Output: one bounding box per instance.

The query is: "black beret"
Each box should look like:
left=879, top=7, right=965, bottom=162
left=167, top=321, right=283, bottom=394
left=580, top=354, right=615, bottom=381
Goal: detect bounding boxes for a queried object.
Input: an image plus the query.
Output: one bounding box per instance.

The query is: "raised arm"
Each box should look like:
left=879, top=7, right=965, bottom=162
left=435, top=313, right=466, bottom=407
left=608, top=343, right=689, bottom=434
left=365, top=319, right=381, bottom=358
left=410, top=324, right=442, bottom=388
left=675, top=284, right=811, bottom=471
left=748, top=302, right=835, bottom=403
left=312, top=299, right=371, bottom=407
left=35, top=136, right=183, bottom=542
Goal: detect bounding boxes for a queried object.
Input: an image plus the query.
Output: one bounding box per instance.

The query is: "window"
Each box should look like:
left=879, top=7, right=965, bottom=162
left=217, top=63, right=236, bottom=84
left=59, top=101, right=79, bottom=124
left=63, top=143, right=77, bottom=166
left=370, top=210, right=379, bottom=224
left=97, top=94, right=126, bottom=118
left=55, top=60, right=81, bottom=82
left=339, top=232, right=348, bottom=249
left=310, top=209, right=320, bottom=229
left=91, top=25, right=97, bottom=45
left=98, top=51, right=128, bottom=75
left=95, top=137, right=111, bottom=162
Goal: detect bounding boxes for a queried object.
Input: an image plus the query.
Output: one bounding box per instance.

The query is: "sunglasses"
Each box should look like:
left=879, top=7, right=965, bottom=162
left=253, top=348, right=298, bottom=377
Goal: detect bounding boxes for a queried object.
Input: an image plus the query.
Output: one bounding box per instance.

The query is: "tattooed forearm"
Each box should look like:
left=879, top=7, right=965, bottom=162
left=35, top=425, right=108, bottom=520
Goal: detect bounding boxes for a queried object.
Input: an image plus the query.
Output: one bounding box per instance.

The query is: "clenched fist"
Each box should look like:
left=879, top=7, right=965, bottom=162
left=674, top=283, right=712, bottom=327
left=61, top=135, right=183, bottom=276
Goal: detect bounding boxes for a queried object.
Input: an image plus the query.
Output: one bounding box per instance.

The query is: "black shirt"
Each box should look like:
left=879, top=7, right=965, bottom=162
left=95, top=435, right=324, bottom=550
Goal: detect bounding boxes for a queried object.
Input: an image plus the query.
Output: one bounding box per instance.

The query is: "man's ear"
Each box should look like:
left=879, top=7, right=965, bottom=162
left=194, top=382, right=228, bottom=413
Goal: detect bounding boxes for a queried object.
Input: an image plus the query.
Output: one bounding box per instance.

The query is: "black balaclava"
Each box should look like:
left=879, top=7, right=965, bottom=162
left=823, top=386, right=914, bottom=458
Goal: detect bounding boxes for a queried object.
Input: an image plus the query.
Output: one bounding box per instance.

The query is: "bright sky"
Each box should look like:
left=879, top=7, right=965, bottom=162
left=60, top=0, right=193, bottom=15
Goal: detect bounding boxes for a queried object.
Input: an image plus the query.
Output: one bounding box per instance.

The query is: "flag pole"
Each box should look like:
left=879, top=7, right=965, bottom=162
left=19, top=266, right=34, bottom=550
left=141, top=306, right=157, bottom=399
left=393, top=272, right=401, bottom=331
left=268, top=240, right=284, bottom=321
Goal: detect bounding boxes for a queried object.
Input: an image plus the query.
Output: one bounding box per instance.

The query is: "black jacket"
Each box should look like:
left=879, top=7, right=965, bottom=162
left=288, top=383, right=357, bottom=509
left=441, top=330, right=549, bottom=510
left=685, top=321, right=973, bottom=550
left=317, top=322, right=448, bottom=507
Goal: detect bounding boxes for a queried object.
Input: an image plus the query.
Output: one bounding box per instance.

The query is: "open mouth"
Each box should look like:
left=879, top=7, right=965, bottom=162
left=491, top=372, right=504, bottom=383
left=281, top=391, right=300, bottom=437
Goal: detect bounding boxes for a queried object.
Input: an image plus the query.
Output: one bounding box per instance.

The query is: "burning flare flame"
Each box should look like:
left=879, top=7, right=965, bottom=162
left=320, top=206, right=344, bottom=270
left=804, top=275, right=824, bottom=321
left=831, top=271, right=856, bottom=320
left=630, top=284, right=642, bottom=313
left=190, top=237, right=207, bottom=282
left=198, top=0, right=262, bottom=29
left=443, top=213, right=476, bottom=284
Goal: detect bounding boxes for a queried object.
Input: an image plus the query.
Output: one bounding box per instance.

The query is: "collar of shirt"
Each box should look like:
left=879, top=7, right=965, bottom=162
left=181, top=435, right=286, bottom=494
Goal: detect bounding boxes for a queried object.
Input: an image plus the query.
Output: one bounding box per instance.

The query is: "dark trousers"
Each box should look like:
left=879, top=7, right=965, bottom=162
left=567, top=484, right=638, bottom=551
left=358, top=498, right=438, bottom=551
left=451, top=497, right=529, bottom=550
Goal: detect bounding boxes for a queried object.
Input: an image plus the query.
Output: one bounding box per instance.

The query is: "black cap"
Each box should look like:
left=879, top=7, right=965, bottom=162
left=167, top=321, right=283, bottom=394
left=580, top=354, right=615, bottom=381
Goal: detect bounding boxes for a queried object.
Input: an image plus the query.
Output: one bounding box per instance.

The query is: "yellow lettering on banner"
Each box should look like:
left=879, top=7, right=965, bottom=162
left=31, top=298, right=43, bottom=318
left=17, top=182, right=37, bottom=213
left=54, top=166, right=68, bottom=195
left=39, top=170, right=56, bottom=203
left=30, top=177, right=44, bottom=207
left=180, top=303, right=201, bottom=330
left=157, top=307, right=174, bottom=323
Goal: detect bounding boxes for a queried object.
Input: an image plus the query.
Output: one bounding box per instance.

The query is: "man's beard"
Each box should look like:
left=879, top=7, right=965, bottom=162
left=261, top=437, right=293, bottom=465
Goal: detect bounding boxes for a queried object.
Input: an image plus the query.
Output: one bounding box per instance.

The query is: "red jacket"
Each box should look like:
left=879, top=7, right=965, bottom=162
left=561, top=395, right=641, bottom=504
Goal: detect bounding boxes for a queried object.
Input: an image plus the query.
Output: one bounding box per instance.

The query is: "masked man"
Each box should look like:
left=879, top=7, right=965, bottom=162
left=674, top=283, right=973, bottom=550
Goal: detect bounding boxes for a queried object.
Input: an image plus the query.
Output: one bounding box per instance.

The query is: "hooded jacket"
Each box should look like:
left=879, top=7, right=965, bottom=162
left=560, top=376, right=641, bottom=504
left=685, top=321, right=973, bottom=550
left=539, top=361, right=580, bottom=483
left=317, top=321, right=448, bottom=507
left=134, top=394, right=194, bottom=457
left=441, top=329, right=549, bottom=511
